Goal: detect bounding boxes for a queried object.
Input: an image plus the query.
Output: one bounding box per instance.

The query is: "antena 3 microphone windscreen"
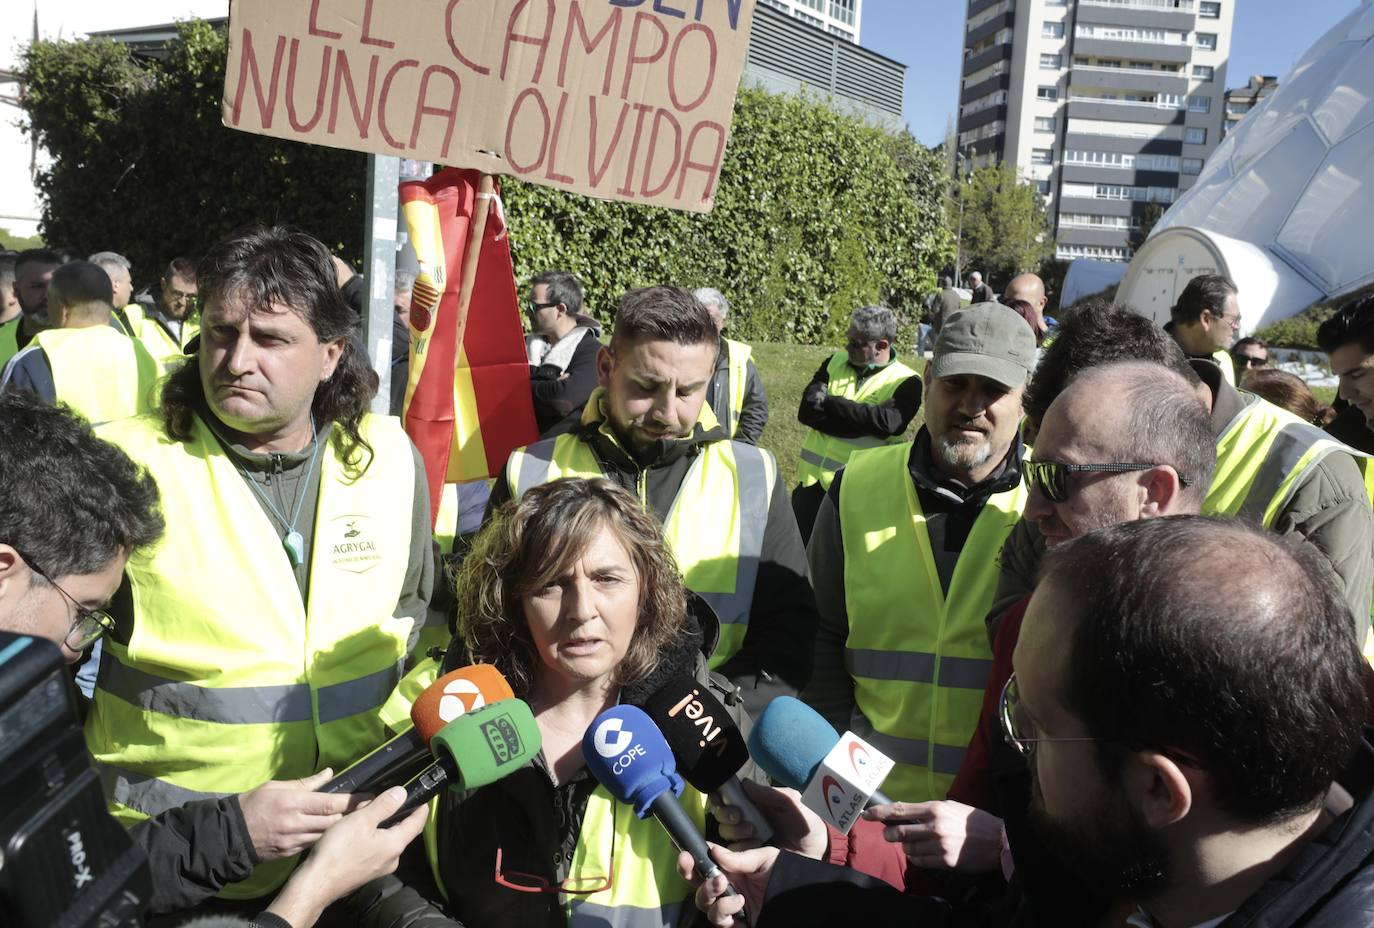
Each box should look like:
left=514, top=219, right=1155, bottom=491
left=411, top=664, right=515, bottom=744
left=583, top=705, right=683, bottom=817
left=428, top=698, right=540, bottom=790
left=644, top=677, right=749, bottom=793
left=747, top=696, right=841, bottom=790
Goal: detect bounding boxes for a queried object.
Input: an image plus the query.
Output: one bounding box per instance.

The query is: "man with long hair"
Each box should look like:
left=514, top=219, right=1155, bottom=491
left=88, top=227, right=435, bottom=922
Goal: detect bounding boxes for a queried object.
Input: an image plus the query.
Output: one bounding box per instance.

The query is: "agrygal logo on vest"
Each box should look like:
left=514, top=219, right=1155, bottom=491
left=329, top=513, right=382, bottom=573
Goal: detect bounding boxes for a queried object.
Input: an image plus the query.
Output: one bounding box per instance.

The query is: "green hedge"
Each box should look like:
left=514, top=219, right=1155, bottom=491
left=23, top=23, right=952, bottom=345
left=1252, top=304, right=1339, bottom=350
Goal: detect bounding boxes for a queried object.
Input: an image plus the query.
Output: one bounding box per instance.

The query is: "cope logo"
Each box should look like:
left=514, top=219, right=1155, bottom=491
left=481, top=712, right=522, bottom=764
left=822, top=775, right=846, bottom=822
left=438, top=677, right=486, bottom=722
left=593, top=718, right=634, bottom=758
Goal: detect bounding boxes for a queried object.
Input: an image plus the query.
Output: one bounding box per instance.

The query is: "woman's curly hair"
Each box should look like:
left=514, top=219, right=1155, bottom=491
left=457, top=477, right=688, bottom=695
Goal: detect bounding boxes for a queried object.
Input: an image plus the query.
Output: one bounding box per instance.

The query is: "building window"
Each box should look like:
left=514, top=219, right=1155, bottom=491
left=1035, top=116, right=1056, bottom=133
left=1181, top=158, right=1204, bottom=175
left=1193, top=64, right=1214, bottom=81
left=1196, top=32, right=1217, bottom=50
left=1038, top=85, right=1060, bottom=101
left=1046, top=0, right=1067, bottom=5
left=1036, top=179, right=1052, bottom=195
left=1184, top=127, right=1208, bottom=144
left=1041, top=53, right=1063, bottom=69
left=1199, top=1, right=1221, bottom=17
left=829, top=0, right=856, bottom=27
left=1032, top=148, right=1053, bottom=164
left=1188, top=95, right=1211, bottom=113
left=1043, top=21, right=1065, bottom=38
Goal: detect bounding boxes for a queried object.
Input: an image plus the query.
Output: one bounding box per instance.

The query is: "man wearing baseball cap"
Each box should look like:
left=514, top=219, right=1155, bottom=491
left=803, top=303, right=1037, bottom=802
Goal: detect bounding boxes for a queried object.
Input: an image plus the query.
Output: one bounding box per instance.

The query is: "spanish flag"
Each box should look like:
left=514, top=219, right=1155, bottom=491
left=400, top=168, right=538, bottom=525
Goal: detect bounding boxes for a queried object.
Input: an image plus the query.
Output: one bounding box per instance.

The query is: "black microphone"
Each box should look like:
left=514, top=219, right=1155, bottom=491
left=644, top=678, right=774, bottom=844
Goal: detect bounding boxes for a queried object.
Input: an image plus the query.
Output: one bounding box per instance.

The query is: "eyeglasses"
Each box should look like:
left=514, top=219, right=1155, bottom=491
left=999, top=673, right=1101, bottom=757
left=1023, top=460, right=1187, bottom=504
left=14, top=550, right=115, bottom=651
left=1208, top=309, right=1241, bottom=330
left=527, top=299, right=560, bottom=314
left=1235, top=355, right=1268, bottom=369
left=493, top=807, right=615, bottom=895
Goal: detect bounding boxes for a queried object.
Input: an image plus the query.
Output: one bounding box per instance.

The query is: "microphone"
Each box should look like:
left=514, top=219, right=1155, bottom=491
left=644, top=677, right=774, bottom=844
left=381, top=697, right=540, bottom=826
left=747, top=697, right=896, bottom=835
left=320, top=664, right=514, bottom=794
left=583, top=706, right=738, bottom=898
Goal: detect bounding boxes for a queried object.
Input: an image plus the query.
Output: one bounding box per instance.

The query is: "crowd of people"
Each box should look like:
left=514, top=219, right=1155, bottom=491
left=3, top=228, right=1374, bottom=928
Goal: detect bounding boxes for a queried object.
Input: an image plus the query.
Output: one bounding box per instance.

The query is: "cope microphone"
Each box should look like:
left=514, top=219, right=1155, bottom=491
left=644, top=677, right=774, bottom=844
left=747, top=697, right=896, bottom=835
left=381, top=697, right=541, bottom=827
left=583, top=706, right=738, bottom=898
left=320, top=664, right=514, bottom=794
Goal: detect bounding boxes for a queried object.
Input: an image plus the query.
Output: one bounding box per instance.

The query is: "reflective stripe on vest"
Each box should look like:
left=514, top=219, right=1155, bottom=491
left=839, top=440, right=1028, bottom=803
left=422, top=782, right=703, bottom=925
left=797, top=352, right=916, bottom=490
left=1206, top=395, right=1357, bottom=528
left=0, top=316, right=20, bottom=370
left=88, top=413, right=417, bottom=899
left=35, top=326, right=160, bottom=425
left=506, top=415, right=775, bottom=668
left=719, top=339, right=752, bottom=439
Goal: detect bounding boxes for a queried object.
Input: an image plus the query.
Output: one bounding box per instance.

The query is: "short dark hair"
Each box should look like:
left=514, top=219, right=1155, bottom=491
left=1025, top=300, right=1199, bottom=426
left=160, top=227, right=378, bottom=470
left=1317, top=294, right=1374, bottom=355
left=1042, top=516, right=1366, bottom=825
left=1231, top=336, right=1267, bottom=357
left=15, top=248, right=67, bottom=275
left=1068, top=362, right=1215, bottom=503
left=610, top=286, right=717, bottom=352
left=0, top=393, right=163, bottom=580
left=163, top=257, right=197, bottom=284
left=1171, top=274, right=1238, bottom=327
left=531, top=270, right=584, bottom=317
left=49, top=261, right=114, bottom=310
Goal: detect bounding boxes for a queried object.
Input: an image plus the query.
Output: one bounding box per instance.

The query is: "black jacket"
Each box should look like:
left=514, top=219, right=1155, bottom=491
left=488, top=394, right=819, bottom=719
left=529, top=328, right=603, bottom=436
left=796, top=355, right=921, bottom=442
left=346, top=599, right=752, bottom=928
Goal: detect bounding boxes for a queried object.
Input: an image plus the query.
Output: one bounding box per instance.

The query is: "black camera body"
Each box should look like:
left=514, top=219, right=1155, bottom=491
left=0, top=632, right=150, bottom=927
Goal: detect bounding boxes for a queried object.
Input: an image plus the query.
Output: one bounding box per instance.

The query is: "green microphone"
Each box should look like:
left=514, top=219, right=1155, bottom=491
left=381, top=698, right=540, bottom=826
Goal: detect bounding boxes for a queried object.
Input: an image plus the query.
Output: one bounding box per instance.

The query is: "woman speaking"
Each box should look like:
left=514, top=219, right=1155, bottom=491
left=355, top=477, right=748, bottom=927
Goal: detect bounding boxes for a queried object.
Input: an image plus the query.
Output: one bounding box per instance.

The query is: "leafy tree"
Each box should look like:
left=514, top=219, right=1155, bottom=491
left=952, top=164, right=1054, bottom=289
left=1131, top=200, right=1165, bottom=253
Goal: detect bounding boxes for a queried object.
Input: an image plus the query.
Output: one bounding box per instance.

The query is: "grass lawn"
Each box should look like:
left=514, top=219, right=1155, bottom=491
left=750, top=341, right=925, bottom=489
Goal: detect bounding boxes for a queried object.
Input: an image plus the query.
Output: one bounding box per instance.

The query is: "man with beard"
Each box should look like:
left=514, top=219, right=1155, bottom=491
left=684, top=517, right=1374, bottom=928
left=804, top=304, right=1035, bottom=803
left=489, top=285, right=818, bottom=718
left=0, top=248, right=66, bottom=369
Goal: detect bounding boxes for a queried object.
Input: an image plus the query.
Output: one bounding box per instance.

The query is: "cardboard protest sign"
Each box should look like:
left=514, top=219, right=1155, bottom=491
left=222, top=0, right=758, bottom=213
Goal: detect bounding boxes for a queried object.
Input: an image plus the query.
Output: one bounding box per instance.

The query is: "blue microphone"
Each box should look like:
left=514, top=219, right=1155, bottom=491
left=748, top=696, right=894, bottom=813
left=583, top=705, right=738, bottom=896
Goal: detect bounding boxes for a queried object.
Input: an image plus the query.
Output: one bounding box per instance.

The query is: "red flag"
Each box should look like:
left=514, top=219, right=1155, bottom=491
left=400, top=169, right=538, bottom=525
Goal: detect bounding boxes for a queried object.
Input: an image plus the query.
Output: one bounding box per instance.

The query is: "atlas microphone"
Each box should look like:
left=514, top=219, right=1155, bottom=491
left=583, top=705, right=739, bottom=899
left=381, top=697, right=541, bottom=827
left=747, top=696, right=896, bottom=835
left=644, top=677, right=774, bottom=844
left=320, top=664, right=515, bottom=794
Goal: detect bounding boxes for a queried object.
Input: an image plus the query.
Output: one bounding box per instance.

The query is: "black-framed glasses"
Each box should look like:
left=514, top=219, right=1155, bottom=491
left=999, top=673, right=1101, bottom=758
left=1023, top=460, right=1185, bottom=503
left=1235, top=355, right=1268, bottom=369
left=526, top=299, right=560, bottom=313
left=14, top=549, right=115, bottom=651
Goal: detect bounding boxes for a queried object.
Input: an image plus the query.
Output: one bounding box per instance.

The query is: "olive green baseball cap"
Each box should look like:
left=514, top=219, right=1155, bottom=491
left=931, top=302, right=1036, bottom=389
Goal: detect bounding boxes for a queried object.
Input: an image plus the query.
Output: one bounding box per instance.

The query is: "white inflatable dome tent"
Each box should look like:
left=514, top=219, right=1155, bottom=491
left=1117, top=0, right=1374, bottom=333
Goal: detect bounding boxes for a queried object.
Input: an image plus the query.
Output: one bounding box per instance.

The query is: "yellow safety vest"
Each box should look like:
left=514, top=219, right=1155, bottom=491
left=423, top=780, right=705, bottom=927
left=0, top=316, right=20, bottom=370
left=839, top=440, right=1029, bottom=802
left=718, top=338, right=753, bottom=440
left=506, top=390, right=776, bottom=670
left=797, top=352, right=917, bottom=490
left=1205, top=393, right=1357, bottom=528
left=87, top=413, right=418, bottom=899
left=137, top=315, right=199, bottom=371
left=34, top=326, right=160, bottom=425
left=1213, top=349, right=1236, bottom=387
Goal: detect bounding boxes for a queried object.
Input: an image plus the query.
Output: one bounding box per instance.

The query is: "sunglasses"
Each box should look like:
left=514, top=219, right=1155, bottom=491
left=1235, top=355, right=1268, bottom=369
left=527, top=299, right=560, bottom=313
left=1023, top=460, right=1189, bottom=503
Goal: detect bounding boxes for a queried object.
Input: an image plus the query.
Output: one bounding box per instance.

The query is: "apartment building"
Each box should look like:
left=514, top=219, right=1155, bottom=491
left=758, top=0, right=862, bottom=42
left=1224, top=74, right=1279, bottom=137
left=957, top=0, right=1234, bottom=262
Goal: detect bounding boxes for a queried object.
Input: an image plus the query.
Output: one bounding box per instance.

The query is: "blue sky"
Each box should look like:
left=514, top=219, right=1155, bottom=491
left=859, top=0, right=1365, bottom=145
